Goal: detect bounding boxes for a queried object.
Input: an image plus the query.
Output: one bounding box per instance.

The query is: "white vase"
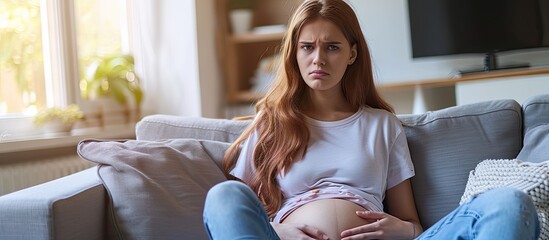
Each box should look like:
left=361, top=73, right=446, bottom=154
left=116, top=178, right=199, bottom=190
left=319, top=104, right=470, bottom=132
left=42, top=119, right=73, bottom=134
left=230, top=9, right=253, bottom=34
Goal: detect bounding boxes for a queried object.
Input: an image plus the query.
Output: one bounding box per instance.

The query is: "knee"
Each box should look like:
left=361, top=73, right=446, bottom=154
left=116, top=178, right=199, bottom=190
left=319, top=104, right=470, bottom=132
left=483, top=187, right=540, bottom=235
left=204, top=181, right=256, bottom=220
left=484, top=187, right=533, bottom=207
left=466, top=187, right=540, bottom=239
left=205, top=181, right=253, bottom=209
left=481, top=187, right=538, bottom=220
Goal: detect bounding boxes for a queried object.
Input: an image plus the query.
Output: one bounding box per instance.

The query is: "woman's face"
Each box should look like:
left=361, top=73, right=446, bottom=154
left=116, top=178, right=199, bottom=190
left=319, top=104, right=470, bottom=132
left=296, top=18, right=357, bottom=93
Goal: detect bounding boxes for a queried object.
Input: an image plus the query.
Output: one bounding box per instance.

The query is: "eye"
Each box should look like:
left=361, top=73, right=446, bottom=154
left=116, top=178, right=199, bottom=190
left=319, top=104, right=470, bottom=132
left=300, top=44, right=313, bottom=51
left=327, top=45, right=340, bottom=51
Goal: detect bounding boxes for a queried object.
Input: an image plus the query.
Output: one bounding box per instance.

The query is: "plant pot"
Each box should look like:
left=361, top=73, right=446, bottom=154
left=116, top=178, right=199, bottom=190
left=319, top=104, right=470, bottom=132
left=96, top=97, right=140, bottom=126
left=41, top=119, right=73, bottom=134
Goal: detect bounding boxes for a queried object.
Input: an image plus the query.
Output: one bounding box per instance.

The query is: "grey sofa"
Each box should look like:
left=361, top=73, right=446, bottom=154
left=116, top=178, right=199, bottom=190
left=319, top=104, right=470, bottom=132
left=1, top=94, right=548, bottom=240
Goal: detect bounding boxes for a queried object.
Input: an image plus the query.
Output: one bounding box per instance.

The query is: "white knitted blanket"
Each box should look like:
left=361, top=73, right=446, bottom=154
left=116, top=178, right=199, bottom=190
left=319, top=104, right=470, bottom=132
left=460, top=159, right=549, bottom=240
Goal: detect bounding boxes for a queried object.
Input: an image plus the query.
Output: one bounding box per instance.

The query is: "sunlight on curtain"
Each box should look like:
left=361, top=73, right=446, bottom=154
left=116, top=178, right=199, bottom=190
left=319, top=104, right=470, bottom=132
left=131, top=0, right=202, bottom=117
left=74, top=0, right=127, bottom=78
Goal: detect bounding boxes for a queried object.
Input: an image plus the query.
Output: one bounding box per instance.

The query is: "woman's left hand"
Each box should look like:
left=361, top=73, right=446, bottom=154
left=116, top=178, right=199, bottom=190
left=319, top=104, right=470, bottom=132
left=340, top=211, right=414, bottom=240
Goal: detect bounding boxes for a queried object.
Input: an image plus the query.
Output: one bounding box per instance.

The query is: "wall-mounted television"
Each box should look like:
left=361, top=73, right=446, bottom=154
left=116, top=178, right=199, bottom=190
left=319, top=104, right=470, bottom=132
left=408, top=0, right=549, bottom=74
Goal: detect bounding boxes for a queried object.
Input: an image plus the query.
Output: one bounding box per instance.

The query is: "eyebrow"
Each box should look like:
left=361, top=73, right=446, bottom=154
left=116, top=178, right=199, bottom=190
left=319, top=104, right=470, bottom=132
left=298, top=41, right=343, bottom=45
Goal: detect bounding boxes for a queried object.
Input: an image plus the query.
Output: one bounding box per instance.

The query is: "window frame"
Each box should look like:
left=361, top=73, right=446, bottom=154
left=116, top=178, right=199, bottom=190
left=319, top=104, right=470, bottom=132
left=0, top=0, right=133, bottom=141
left=42, top=0, right=80, bottom=107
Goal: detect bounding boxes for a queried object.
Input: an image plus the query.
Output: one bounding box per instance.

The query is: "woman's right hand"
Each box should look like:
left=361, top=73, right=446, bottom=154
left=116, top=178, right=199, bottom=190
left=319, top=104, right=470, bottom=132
left=271, top=222, right=329, bottom=240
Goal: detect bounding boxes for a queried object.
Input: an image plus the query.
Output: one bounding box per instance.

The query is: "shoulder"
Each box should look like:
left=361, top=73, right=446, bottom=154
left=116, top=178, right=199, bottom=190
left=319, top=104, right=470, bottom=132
left=358, top=107, right=404, bottom=138
left=360, top=107, right=400, bottom=124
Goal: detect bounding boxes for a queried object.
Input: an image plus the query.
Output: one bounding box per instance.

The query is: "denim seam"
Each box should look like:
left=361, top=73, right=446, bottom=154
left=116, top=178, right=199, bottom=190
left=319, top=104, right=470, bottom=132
left=422, top=209, right=480, bottom=239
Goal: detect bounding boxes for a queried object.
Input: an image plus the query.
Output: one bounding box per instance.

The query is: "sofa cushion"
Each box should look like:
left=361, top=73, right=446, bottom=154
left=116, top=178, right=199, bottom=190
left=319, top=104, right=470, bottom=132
left=77, top=138, right=230, bottom=240
left=398, top=99, right=522, bottom=228
left=136, top=114, right=251, bottom=142
left=522, top=93, right=549, bottom=134
left=517, top=124, right=549, bottom=163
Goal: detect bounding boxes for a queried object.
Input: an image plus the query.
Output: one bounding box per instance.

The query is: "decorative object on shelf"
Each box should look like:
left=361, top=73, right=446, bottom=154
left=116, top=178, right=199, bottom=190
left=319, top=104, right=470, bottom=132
left=81, top=54, right=144, bottom=126
left=230, top=9, right=253, bottom=34
left=229, top=0, right=254, bottom=34
left=34, top=105, right=84, bottom=134
left=251, top=54, right=278, bottom=93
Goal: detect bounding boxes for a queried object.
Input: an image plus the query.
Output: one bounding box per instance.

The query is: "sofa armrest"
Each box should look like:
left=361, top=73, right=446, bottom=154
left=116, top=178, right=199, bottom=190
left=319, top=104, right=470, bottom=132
left=136, top=114, right=251, bottom=142
left=0, top=167, right=107, bottom=240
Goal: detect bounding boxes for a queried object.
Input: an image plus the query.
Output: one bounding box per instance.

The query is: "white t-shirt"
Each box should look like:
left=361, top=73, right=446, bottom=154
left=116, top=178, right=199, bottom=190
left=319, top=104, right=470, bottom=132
left=231, top=107, right=415, bottom=222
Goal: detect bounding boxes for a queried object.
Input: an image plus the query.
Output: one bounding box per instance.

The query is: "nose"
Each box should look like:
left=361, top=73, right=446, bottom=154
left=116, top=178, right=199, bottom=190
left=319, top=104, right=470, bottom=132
left=313, top=49, right=326, bottom=66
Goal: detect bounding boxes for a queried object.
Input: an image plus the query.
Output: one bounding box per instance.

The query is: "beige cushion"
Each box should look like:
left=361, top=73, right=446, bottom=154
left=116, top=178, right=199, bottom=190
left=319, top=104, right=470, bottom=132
left=136, top=114, right=251, bottom=142
left=77, top=138, right=230, bottom=240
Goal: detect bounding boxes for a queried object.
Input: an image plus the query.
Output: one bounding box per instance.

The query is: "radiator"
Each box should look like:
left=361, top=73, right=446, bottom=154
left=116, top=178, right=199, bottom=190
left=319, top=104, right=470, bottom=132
left=0, top=155, right=95, bottom=196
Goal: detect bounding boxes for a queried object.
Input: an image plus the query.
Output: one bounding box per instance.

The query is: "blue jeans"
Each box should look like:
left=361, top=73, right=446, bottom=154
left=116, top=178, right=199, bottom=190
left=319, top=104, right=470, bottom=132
left=203, top=181, right=540, bottom=240
left=417, top=186, right=540, bottom=240
left=203, top=181, right=280, bottom=240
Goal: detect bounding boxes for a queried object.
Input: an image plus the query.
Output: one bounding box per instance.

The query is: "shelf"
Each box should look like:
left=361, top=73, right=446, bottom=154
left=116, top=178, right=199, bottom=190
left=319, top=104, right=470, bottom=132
left=228, top=91, right=265, bottom=103
left=216, top=0, right=303, bottom=113
left=379, top=67, right=549, bottom=90
left=224, top=66, right=549, bottom=105
left=229, top=32, right=285, bottom=43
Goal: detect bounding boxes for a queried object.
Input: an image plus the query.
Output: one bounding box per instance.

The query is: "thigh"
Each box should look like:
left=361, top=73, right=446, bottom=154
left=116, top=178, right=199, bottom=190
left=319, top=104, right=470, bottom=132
left=416, top=204, right=476, bottom=240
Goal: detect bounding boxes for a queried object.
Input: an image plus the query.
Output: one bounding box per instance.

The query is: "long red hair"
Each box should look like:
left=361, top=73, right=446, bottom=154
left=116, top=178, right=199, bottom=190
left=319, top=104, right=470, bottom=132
left=224, top=0, right=394, bottom=218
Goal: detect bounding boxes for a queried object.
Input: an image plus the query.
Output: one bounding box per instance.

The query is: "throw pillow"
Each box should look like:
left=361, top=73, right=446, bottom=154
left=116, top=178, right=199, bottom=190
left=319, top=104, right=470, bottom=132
left=517, top=124, right=549, bottom=163
left=77, top=138, right=230, bottom=240
left=460, top=159, right=549, bottom=239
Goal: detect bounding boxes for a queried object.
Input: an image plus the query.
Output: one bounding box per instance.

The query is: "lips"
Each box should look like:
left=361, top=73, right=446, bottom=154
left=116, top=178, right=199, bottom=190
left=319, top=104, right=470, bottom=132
left=309, top=70, right=328, bottom=78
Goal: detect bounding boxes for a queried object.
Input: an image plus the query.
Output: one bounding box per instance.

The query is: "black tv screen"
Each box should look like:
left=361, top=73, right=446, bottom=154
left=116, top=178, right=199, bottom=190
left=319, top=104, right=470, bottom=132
left=408, top=0, right=549, bottom=59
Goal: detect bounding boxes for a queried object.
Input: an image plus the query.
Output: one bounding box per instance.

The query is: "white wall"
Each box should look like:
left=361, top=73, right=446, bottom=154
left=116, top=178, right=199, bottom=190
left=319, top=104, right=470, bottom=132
left=131, top=0, right=223, bottom=118
left=132, top=0, right=202, bottom=117
left=195, top=0, right=223, bottom=118
left=348, top=0, right=549, bottom=85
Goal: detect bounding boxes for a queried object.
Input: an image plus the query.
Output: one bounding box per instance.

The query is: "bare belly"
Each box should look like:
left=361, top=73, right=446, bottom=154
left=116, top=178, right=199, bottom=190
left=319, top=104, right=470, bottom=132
left=282, top=199, right=373, bottom=240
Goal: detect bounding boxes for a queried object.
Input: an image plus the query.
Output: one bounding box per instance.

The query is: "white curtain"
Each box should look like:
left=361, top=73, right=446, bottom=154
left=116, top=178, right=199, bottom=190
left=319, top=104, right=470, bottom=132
left=130, top=0, right=202, bottom=117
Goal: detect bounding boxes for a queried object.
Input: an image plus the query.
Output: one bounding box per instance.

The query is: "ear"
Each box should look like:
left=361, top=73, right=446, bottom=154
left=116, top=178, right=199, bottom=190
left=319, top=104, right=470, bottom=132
left=349, top=44, right=358, bottom=65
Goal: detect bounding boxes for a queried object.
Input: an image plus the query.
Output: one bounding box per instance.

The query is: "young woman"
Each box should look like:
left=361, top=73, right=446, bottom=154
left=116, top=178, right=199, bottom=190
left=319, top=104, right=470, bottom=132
left=203, top=0, right=540, bottom=239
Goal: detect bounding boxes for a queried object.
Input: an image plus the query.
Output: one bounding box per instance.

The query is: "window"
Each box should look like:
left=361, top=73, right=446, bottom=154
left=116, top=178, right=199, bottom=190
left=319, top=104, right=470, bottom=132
left=0, top=0, right=131, bottom=139
left=74, top=0, right=129, bottom=80
left=0, top=0, right=44, bottom=115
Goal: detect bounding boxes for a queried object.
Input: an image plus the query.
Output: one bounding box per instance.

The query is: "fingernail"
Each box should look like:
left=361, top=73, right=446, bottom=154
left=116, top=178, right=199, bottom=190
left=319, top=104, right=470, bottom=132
left=323, top=235, right=329, bottom=240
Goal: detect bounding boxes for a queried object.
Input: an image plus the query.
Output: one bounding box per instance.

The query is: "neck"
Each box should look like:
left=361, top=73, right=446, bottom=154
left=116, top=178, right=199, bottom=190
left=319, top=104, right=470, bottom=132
left=301, top=89, right=357, bottom=121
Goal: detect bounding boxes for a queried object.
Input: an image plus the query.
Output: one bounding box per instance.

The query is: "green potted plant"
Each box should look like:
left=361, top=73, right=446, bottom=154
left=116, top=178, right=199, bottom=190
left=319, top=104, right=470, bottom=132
left=34, top=104, right=84, bottom=133
left=81, top=54, right=143, bottom=106
left=81, top=54, right=143, bottom=124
